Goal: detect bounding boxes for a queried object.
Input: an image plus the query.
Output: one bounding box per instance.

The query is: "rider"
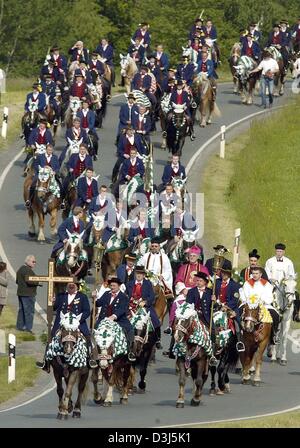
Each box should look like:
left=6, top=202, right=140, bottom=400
left=126, top=265, right=162, bottom=348
left=204, top=18, right=220, bottom=63
left=76, top=97, right=98, bottom=161
left=69, top=70, right=88, bottom=99
left=239, top=266, right=280, bottom=346
left=131, top=104, right=152, bottom=144
left=117, top=92, right=139, bottom=137
left=197, top=48, right=217, bottom=101
left=215, top=262, right=245, bottom=352
left=116, top=253, right=137, bottom=287
left=127, top=37, right=145, bottom=70
left=241, top=33, right=261, bottom=61
left=240, top=248, right=269, bottom=283
left=127, top=208, right=155, bottom=243
left=247, top=22, right=262, bottom=44
left=25, top=82, right=47, bottom=114
left=176, top=55, right=195, bottom=87
left=131, top=22, right=151, bottom=52
left=59, top=117, right=89, bottom=164
left=116, top=147, right=145, bottom=199
left=40, top=74, right=60, bottom=124
left=158, top=154, right=186, bottom=193
left=292, top=17, right=300, bottom=51
left=154, top=44, right=169, bottom=75
left=95, top=38, right=115, bottom=87
left=88, top=51, right=105, bottom=79
left=36, top=281, right=98, bottom=372
left=175, top=246, right=209, bottom=289
left=186, top=271, right=218, bottom=365
left=50, top=45, right=68, bottom=82
left=266, top=23, right=289, bottom=68
left=169, top=78, right=195, bottom=141
left=51, top=207, right=85, bottom=258
left=28, top=118, right=54, bottom=148
left=95, top=277, right=136, bottom=362
left=265, top=243, right=295, bottom=283
left=188, top=17, right=206, bottom=46
left=160, top=68, right=177, bottom=94
left=204, top=245, right=230, bottom=277
left=68, top=40, right=89, bottom=64
left=75, top=167, right=98, bottom=208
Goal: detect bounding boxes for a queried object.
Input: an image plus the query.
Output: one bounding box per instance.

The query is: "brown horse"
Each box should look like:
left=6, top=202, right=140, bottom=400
left=49, top=314, right=89, bottom=419
left=101, top=222, right=131, bottom=281
left=192, top=75, right=220, bottom=127
left=120, top=54, right=138, bottom=94
left=229, top=43, right=242, bottom=93
left=24, top=166, right=61, bottom=241
left=240, top=304, right=272, bottom=385
left=45, top=103, right=58, bottom=140
left=173, top=305, right=209, bottom=408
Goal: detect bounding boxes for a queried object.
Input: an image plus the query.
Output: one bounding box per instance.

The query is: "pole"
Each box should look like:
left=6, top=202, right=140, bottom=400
left=0, top=329, right=5, bottom=354
left=220, top=125, right=226, bottom=159
left=1, top=106, right=8, bottom=139
left=232, top=228, right=241, bottom=270
left=8, top=334, right=16, bottom=383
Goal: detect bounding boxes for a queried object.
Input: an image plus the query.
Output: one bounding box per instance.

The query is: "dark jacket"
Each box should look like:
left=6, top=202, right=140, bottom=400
left=96, top=291, right=132, bottom=333
left=126, top=279, right=160, bottom=328
left=52, top=291, right=91, bottom=337
left=16, top=265, right=39, bottom=297
left=186, top=286, right=212, bottom=327
left=215, top=278, right=240, bottom=314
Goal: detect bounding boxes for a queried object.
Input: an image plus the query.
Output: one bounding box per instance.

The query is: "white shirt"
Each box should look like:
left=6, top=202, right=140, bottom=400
left=33, top=92, right=39, bottom=100
left=127, top=135, right=135, bottom=145
left=239, top=279, right=274, bottom=308
left=265, top=256, right=295, bottom=282
left=138, top=220, right=146, bottom=230
left=73, top=217, right=79, bottom=227
left=257, top=58, right=279, bottom=75
left=46, top=155, right=52, bottom=163
left=68, top=293, right=76, bottom=305
left=171, top=164, right=179, bottom=172
left=141, top=251, right=173, bottom=290
left=86, top=178, right=92, bottom=186
left=79, top=154, right=86, bottom=161
left=109, top=291, right=119, bottom=304
left=130, top=157, right=137, bottom=166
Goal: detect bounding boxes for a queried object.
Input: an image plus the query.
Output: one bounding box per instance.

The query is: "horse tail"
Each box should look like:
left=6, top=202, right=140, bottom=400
left=227, top=334, right=240, bottom=373
left=111, top=363, right=125, bottom=390
left=212, top=102, right=221, bottom=117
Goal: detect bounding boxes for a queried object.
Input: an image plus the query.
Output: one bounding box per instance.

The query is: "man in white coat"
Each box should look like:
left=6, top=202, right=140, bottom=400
left=141, top=237, right=173, bottom=293
left=239, top=266, right=280, bottom=345
left=265, top=243, right=295, bottom=283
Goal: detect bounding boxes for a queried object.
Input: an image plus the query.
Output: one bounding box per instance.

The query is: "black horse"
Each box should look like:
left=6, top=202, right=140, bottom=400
left=166, top=107, right=188, bottom=156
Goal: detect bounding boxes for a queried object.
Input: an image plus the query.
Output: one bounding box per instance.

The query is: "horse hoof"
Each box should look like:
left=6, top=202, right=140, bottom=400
left=270, top=359, right=277, bottom=364
left=68, top=403, right=73, bottom=413
left=252, top=381, right=261, bottom=387
left=176, top=402, right=184, bottom=408
left=242, top=379, right=251, bottom=385
left=57, top=413, right=63, bottom=420
left=190, top=399, right=200, bottom=406
left=224, top=384, right=231, bottom=394
left=209, top=388, right=216, bottom=396
left=72, top=411, right=81, bottom=418
left=94, top=398, right=104, bottom=405
left=137, top=388, right=146, bottom=394
left=249, top=367, right=255, bottom=374
left=280, top=360, right=287, bottom=366
left=216, top=389, right=225, bottom=396
left=28, top=232, right=36, bottom=238
left=103, top=401, right=112, bottom=407
left=120, top=398, right=128, bottom=405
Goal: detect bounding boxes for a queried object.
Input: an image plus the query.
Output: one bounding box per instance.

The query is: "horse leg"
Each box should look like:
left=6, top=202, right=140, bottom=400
left=54, top=369, right=65, bottom=419
left=176, top=359, right=186, bottom=408
left=280, top=309, right=293, bottom=364
left=60, top=371, right=77, bottom=419
left=191, top=357, right=205, bottom=406
left=73, top=369, right=89, bottom=418
left=103, top=379, right=113, bottom=406
left=28, top=208, right=36, bottom=237
left=92, top=368, right=103, bottom=404
left=253, top=333, right=270, bottom=385
left=120, top=364, right=131, bottom=405
left=49, top=208, right=58, bottom=236
left=36, top=209, right=46, bottom=242
left=200, top=104, right=206, bottom=127
left=209, top=365, right=217, bottom=395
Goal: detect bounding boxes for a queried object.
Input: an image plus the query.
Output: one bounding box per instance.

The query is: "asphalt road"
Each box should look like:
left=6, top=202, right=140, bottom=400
left=0, top=81, right=299, bottom=427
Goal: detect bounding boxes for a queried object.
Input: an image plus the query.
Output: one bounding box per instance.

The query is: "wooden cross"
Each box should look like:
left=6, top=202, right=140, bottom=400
left=27, top=258, right=76, bottom=342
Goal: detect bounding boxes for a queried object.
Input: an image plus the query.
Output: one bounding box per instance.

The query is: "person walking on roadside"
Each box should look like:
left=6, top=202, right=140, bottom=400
left=249, top=50, right=279, bottom=108
left=16, top=255, right=40, bottom=334
left=0, top=257, right=8, bottom=317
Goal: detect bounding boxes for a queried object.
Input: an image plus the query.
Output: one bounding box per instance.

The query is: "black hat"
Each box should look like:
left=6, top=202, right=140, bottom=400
left=139, top=22, right=149, bottom=27
left=39, top=118, right=48, bottom=125
left=280, top=19, right=288, bottom=24
left=91, top=51, right=99, bottom=57
left=194, top=271, right=209, bottom=283
left=135, top=265, right=145, bottom=274
left=195, top=17, right=203, bottom=22
left=273, top=23, right=280, bottom=28
left=127, top=92, right=136, bottom=99
left=249, top=22, right=257, bottom=27
left=108, top=277, right=122, bottom=285
left=176, top=78, right=184, bottom=86
left=248, top=248, right=260, bottom=259
left=125, top=253, right=137, bottom=261
left=275, top=243, right=286, bottom=250
left=151, top=236, right=161, bottom=244
left=32, top=82, right=40, bottom=89
left=50, top=45, right=60, bottom=51
left=213, top=244, right=228, bottom=252
left=81, top=96, right=89, bottom=104
left=220, top=259, right=233, bottom=274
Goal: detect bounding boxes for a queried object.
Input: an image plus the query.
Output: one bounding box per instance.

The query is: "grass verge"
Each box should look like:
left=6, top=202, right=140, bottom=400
left=0, top=305, right=36, bottom=343
left=0, top=355, right=38, bottom=404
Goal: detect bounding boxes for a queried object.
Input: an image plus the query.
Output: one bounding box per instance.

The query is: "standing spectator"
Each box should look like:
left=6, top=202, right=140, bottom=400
left=0, top=257, right=8, bottom=317
left=16, top=255, right=40, bottom=334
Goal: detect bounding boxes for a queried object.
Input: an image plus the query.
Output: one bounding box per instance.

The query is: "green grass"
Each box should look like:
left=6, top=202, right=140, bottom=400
left=0, top=356, right=38, bottom=404
left=0, top=305, right=36, bottom=343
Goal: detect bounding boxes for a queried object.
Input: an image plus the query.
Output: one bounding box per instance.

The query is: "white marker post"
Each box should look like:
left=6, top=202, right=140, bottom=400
left=1, top=106, right=8, bottom=139
left=232, top=228, right=241, bottom=271
left=8, top=333, right=16, bottom=384
left=0, top=329, right=5, bottom=354
left=220, top=125, right=226, bottom=159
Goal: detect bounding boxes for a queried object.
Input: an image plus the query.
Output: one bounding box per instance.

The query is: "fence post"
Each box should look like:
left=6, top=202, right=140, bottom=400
left=8, top=333, right=16, bottom=384
left=232, top=227, right=241, bottom=271
left=220, top=125, right=226, bottom=159
left=0, top=329, right=5, bottom=354
left=1, top=106, right=8, bottom=139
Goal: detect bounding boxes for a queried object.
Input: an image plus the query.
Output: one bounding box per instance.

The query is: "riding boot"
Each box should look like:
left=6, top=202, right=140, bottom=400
left=189, top=123, right=196, bottom=141
left=36, top=345, right=51, bottom=373
left=163, top=334, right=175, bottom=359
left=155, top=327, right=163, bottom=349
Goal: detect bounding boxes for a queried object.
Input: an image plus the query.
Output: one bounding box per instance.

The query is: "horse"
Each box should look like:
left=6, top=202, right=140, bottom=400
left=55, top=230, right=88, bottom=280
left=191, top=74, right=220, bottom=127
left=293, top=291, right=300, bottom=322
left=240, top=303, right=272, bottom=385
left=92, top=318, right=132, bottom=406
left=101, top=221, right=131, bottom=281
left=120, top=54, right=138, bottom=94
left=159, top=92, right=172, bottom=149
left=270, top=276, right=297, bottom=365
left=21, top=102, right=42, bottom=146
left=64, top=96, right=82, bottom=129
left=84, top=213, right=106, bottom=275
left=129, top=307, right=157, bottom=393
left=46, top=312, right=89, bottom=419
left=209, top=306, right=239, bottom=395
left=88, top=77, right=108, bottom=129
left=234, top=55, right=260, bottom=105
left=173, top=303, right=210, bottom=408
left=171, top=176, right=190, bottom=211
left=24, top=165, right=61, bottom=241
left=59, top=137, right=83, bottom=178
left=265, top=46, right=286, bottom=96
left=166, top=103, right=188, bottom=156
left=229, top=43, right=242, bottom=93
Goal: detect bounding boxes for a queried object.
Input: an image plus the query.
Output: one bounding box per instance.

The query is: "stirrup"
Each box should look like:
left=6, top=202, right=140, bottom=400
left=236, top=341, right=245, bottom=352
left=89, top=359, right=98, bottom=369
left=25, top=200, right=31, bottom=209
left=209, top=355, right=218, bottom=367
left=128, top=352, right=136, bottom=362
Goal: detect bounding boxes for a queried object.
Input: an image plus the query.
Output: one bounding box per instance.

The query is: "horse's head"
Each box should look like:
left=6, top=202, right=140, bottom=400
left=92, top=213, right=106, bottom=232
left=276, top=276, right=297, bottom=310
left=64, top=230, right=85, bottom=267
left=36, top=165, right=52, bottom=199
left=230, top=42, right=242, bottom=63
left=241, top=303, right=260, bottom=333
left=181, top=229, right=198, bottom=244
left=93, top=319, right=117, bottom=369
left=131, top=308, right=151, bottom=357
left=171, top=176, right=187, bottom=195
left=67, top=137, right=82, bottom=154
left=69, top=97, right=81, bottom=113
left=35, top=143, right=47, bottom=155
left=120, top=53, right=130, bottom=73
left=59, top=311, right=82, bottom=356
left=174, top=303, right=197, bottom=343
left=171, top=102, right=187, bottom=128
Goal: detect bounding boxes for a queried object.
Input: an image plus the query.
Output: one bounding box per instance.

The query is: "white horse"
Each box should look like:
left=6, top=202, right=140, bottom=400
left=120, top=54, right=138, bottom=94
left=59, top=137, right=83, bottom=178
left=270, top=276, right=297, bottom=365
